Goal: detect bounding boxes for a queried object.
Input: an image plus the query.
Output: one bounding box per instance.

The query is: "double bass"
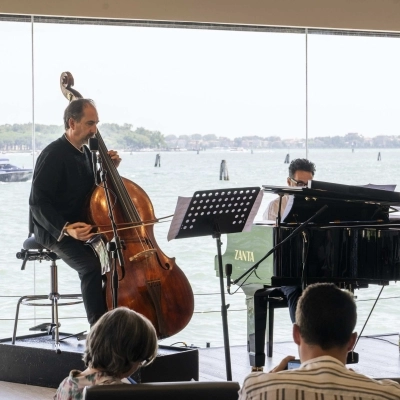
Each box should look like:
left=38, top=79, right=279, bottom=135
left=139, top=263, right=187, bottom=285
left=60, top=72, right=194, bottom=339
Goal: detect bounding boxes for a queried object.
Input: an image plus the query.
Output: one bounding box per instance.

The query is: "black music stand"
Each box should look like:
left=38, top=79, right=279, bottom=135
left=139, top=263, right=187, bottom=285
left=168, top=187, right=263, bottom=381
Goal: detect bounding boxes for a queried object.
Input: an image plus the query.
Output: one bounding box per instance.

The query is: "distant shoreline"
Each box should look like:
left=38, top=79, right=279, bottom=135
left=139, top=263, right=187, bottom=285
left=2, top=146, right=400, bottom=153
left=1, top=123, right=400, bottom=152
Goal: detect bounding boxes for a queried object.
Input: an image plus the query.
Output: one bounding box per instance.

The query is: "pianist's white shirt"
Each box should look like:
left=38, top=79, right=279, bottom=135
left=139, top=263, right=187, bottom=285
left=263, top=195, right=289, bottom=221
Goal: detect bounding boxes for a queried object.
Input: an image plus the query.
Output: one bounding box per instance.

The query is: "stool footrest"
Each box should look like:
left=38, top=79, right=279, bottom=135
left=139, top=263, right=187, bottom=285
left=21, top=294, right=83, bottom=307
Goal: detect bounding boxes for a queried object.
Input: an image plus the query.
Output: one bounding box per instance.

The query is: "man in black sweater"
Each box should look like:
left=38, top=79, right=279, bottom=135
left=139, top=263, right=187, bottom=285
left=29, top=98, right=121, bottom=326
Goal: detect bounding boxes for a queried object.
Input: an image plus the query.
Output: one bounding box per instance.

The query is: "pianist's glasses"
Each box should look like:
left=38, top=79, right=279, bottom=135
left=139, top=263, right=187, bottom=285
left=289, top=177, right=308, bottom=187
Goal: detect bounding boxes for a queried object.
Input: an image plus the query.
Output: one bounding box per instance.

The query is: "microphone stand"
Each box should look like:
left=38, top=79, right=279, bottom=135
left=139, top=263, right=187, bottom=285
left=95, top=150, right=125, bottom=310
left=89, top=138, right=99, bottom=185
left=231, top=204, right=328, bottom=288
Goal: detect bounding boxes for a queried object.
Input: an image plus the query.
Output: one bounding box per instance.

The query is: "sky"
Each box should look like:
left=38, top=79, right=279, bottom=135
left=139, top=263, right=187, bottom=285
left=1, top=20, right=400, bottom=139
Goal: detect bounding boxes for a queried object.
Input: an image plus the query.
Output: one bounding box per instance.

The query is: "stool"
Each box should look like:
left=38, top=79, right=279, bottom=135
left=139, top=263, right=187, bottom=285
left=12, top=235, right=83, bottom=353
left=248, top=287, right=288, bottom=369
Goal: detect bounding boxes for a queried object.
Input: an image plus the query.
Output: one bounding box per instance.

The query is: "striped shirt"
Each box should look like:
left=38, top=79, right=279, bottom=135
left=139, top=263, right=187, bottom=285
left=239, top=356, right=400, bottom=400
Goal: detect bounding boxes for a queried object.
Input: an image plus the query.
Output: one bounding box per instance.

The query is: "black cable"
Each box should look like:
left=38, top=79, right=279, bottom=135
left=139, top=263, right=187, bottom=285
left=353, top=285, right=385, bottom=351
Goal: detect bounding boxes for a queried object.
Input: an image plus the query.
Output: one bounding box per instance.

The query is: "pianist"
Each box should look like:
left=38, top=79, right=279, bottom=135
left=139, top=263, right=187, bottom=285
left=263, top=158, right=316, bottom=323
left=262, top=158, right=316, bottom=221
left=239, top=283, right=400, bottom=400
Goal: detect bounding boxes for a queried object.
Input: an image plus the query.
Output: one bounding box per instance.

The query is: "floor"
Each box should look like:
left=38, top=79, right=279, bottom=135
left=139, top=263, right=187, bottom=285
left=199, top=334, right=400, bottom=382
left=1, top=333, right=399, bottom=399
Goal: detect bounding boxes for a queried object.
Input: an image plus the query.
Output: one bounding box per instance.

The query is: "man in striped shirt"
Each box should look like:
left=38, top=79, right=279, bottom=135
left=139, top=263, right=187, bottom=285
left=239, top=283, right=400, bottom=400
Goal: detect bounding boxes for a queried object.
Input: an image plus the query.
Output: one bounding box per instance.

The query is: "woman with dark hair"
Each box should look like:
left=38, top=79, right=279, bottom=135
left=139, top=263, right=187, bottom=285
left=54, top=307, right=158, bottom=400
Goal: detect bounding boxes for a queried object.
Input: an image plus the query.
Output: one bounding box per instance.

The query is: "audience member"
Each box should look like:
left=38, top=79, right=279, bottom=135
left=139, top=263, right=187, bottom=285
left=54, top=307, right=158, bottom=400
left=239, top=283, right=400, bottom=400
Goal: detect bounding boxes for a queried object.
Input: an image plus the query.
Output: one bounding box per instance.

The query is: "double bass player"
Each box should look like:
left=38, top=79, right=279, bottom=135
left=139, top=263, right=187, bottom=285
left=29, top=98, right=121, bottom=326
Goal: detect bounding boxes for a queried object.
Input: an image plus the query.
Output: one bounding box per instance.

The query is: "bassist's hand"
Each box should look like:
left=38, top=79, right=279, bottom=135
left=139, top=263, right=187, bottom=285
left=108, top=150, right=122, bottom=168
left=64, top=222, right=95, bottom=241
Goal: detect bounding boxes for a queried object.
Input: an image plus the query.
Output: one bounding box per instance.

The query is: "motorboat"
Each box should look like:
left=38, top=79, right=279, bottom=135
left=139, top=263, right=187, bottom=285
left=0, top=158, right=33, bottom=182
left=229, top=147, right=247, bottom=152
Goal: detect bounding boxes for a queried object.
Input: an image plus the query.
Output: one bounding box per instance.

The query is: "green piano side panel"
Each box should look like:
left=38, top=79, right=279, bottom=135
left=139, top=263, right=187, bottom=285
left=215, top=224, right=274, bottom=288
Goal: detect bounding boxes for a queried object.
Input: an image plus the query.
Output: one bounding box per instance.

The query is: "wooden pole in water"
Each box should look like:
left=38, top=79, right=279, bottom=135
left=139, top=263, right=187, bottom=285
left=154, top=153, right=161, bottom=167
left=220, top=160, right=229, bottom=180
left=284, top=154, right=290, bottom=163
left=377, top=152, right=381, bottom=161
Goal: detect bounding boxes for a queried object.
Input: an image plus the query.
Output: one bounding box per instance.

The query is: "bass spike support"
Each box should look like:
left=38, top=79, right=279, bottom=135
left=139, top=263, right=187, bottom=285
left=220, top=160, right=229, bottom=181
left=284, top=153, right=290, bottom=164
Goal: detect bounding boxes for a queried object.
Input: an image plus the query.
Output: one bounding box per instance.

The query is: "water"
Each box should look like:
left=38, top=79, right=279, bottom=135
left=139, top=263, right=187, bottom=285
left=1, top=148, right=400, bottom=348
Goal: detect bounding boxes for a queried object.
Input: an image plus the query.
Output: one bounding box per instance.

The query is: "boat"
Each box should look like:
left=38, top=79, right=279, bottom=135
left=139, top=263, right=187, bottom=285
left=0, top=158, right=33, bottom=182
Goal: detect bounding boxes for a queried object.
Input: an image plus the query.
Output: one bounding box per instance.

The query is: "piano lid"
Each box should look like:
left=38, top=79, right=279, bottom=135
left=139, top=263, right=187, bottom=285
left=263, top=180, right=400, bottom=224
left=263, top=180, right=400, bottom=205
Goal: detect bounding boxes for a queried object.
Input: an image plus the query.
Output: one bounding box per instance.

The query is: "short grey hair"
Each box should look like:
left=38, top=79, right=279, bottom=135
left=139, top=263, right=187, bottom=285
left=63, top=98, right=96, bottom=130
left=83, top=307, right=158, bottom=376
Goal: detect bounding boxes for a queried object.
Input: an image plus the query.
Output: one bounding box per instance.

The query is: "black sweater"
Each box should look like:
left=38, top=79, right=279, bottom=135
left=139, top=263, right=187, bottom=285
left=29, top=135, right=94, bottom=248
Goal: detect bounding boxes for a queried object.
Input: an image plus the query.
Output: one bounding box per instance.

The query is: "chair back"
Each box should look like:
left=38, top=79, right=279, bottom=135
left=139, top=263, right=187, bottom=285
left=83, top=381, right=240, bottom=400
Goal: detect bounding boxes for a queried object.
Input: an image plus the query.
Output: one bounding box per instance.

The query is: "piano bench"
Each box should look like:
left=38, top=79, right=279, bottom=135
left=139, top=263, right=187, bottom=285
left=249, top=287, right=288, bottom=368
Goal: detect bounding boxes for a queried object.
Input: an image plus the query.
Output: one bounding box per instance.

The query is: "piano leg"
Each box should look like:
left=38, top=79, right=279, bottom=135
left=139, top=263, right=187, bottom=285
left=248, top=290, right=267, bottom=370
left=248, top=287, right=288, bottom=370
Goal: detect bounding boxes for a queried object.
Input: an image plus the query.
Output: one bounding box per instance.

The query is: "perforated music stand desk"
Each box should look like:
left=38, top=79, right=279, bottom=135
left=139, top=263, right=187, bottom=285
left=168, top=187, right=263, bottom=381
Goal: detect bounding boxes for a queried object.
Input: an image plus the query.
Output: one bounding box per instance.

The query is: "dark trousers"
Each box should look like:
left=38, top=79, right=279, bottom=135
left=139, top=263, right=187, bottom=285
left=281, top=285, right=303, bottom=323
left=49, top=236, right=107, bottom=326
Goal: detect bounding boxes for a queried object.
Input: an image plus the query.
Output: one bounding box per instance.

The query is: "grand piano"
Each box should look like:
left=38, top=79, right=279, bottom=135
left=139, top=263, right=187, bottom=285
left=216, top=180, right=400, bottom=369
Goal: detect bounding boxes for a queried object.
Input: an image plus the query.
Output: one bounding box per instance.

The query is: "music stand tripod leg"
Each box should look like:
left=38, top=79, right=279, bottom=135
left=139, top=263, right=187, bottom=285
left=215, top=232, right=233, bottom=381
